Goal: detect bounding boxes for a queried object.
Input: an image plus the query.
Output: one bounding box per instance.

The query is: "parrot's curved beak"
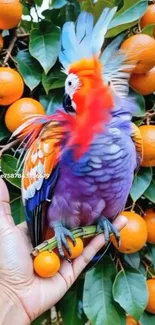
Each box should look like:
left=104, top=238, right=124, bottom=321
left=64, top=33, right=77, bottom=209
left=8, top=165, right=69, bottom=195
left=62, top=93, right=76, bottom=114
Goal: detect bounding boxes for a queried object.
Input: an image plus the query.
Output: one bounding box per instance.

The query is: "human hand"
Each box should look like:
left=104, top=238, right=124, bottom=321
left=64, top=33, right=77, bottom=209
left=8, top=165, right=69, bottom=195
left=0, top=177, right=127, bottom=324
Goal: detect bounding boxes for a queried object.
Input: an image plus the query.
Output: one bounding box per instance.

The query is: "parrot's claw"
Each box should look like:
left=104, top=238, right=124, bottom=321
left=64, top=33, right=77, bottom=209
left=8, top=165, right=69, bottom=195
left=52, top=221, right=76, bottom=258
left=97, top=217, right=120, bottom=247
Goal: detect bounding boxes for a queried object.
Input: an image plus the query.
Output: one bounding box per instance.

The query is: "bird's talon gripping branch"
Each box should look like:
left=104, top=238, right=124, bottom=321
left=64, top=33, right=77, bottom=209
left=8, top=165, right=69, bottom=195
left=97, top=217, right=120, bottom=247
left=51, top=221, right=76, bottom=258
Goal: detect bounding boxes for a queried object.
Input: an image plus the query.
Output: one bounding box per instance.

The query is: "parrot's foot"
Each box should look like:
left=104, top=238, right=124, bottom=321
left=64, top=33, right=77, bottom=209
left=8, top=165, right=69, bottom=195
left=97, top=217, right=120, bottom=246
left=51, top=221, right=76, bottom=258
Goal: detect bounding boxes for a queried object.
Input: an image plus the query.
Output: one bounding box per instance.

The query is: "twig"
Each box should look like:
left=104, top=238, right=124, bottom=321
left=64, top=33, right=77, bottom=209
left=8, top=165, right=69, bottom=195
left=0, top=139, right=20, bottom=158
left=131, top=202, right=136, bottom=212
left=146, top=112, right=155, bottom=125
left=31, top=225, right=103, bottom=257
left=17, top=33, right=30, bottom=38
left=3, top=31, right=17, bottom=65
left=142, top=261, right=155, bottom=279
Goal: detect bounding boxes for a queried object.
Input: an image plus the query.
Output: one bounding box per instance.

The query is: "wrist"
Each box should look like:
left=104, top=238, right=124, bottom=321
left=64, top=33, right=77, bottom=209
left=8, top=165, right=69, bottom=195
left=0, top=285, right=30, bottom=325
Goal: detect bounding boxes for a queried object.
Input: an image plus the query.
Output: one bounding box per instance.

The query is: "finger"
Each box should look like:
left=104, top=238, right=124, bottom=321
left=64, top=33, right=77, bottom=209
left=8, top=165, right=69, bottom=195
left=37, top=216, right=127, bottom=311
left=17, top=221, right=27, bottom=230
left=73, top=215, right=127, bottom=279
left=0, top=177, right=15, bottom=230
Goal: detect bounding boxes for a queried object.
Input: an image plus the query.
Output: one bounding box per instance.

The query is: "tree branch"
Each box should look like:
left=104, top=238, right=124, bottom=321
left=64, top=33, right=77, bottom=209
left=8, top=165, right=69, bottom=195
left=3, top=31, right=17, bottom=65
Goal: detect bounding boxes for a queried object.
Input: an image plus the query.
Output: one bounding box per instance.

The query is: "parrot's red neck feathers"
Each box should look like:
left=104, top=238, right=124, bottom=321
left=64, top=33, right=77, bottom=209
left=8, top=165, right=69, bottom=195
left=13, top=57, right=113, bottom=161
left=59, top=57, right=114, bottom=159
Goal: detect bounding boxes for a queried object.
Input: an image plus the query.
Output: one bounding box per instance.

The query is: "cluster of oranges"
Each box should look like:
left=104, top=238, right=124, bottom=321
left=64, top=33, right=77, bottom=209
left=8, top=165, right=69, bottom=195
left=120, top=5, right=155, bottom=169
left=0, top=67, right=46, bottom=132
left=126, top=275, right=155, bottom=324
left=0, top=0, right=46, bottom=132
left=111, top=209, right=155, bottom=317
left=33, top=208, right=155, bottom=323
left=121, top=4, right=155, bottom=96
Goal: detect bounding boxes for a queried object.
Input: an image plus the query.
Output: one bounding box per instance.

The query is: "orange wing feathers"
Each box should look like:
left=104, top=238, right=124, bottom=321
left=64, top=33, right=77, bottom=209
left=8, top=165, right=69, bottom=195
left=22, top=121, right=63, bottom=199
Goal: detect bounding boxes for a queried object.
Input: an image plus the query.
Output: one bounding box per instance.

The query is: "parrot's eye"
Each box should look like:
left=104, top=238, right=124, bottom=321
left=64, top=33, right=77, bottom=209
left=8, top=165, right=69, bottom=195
left=65, top=73, right=80, bottom=96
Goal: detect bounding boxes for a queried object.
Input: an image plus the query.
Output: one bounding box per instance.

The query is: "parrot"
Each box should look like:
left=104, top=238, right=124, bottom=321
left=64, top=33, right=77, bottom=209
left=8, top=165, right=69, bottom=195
left=13, top=7, right=143, bottom=257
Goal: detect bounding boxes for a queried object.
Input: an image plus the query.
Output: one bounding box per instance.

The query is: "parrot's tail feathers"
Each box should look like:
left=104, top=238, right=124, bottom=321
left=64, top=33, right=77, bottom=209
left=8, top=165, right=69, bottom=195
left=25, top=203, right=44, bottom=247
left=11, top=114, right=54, bottom=149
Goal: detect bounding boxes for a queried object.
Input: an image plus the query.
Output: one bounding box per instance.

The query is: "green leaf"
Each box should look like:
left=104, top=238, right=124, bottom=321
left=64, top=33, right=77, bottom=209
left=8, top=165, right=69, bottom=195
left=80, top=0, right=94, bottom=14
left=139, top=264, right=147, bottom=277
left=124, top=253, right=140, bottom=269
left=141, top=24, right=155, bottom=37
left=39, top=89, right=63, bottom=114
left=107, top=0, right=148, bottom=37
left=92, top=0, right=118, bottom=21
left=29, top=20, right=60, bottom=74
left=34, top=0, right=43, bottom=6
left=130, top=167, right=152, bottom=202
left=148, top=244, right=155, bottom=267
left=83, top=256, right=126, bottom=325
left=113, top=267, right=149, bottom=321
left=31, top=311, right=50, bottom=325
left=1, top=154, right=21, bottom=189
left=11, top=197, right=25, bottom=225
left=144, top=180, right=155, bottom=203
left=130, top=89, right=146, bottom=117
left=80, top=0, right=119, bottom=21
left=0, top=123, right=11, bottom=141
left=58, top=279, right=87, bottom=325
left=16, top=51, right=42, bottom=91
left=65, top=2, right=80, bottom=22
left=51, top=0, right=68, bottom=9
left=42, top=66, right=65, bottom=94
left=140, top=312, right=155, bottom=325
left=134, top=120, right=143, bottom=127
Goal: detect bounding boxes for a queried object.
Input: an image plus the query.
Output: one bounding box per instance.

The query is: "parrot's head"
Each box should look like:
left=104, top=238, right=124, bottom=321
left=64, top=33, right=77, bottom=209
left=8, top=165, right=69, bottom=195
left=61, top=56, right=114, bottom=159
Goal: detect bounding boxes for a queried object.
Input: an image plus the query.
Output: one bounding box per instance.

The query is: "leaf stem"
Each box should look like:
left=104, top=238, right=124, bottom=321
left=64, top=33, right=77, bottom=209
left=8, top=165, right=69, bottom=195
left=142, top=261, right=155, bottom=279
left=116, top=257, right=124, bottom=271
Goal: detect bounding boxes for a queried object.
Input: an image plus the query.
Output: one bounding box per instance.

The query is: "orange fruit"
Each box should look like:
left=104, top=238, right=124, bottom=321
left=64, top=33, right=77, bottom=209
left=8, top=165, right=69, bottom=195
left=130, top=66, right=155, bottom=95
left=65, top=237, right=84, bottom=259
left=120, top=34, right=155, bottom=74
left=146, top=279, right=155, bottom=313
left=0, top=0, right=22, bottom=30
left=0, top=67, right=24, bottom=106
left=5, top=98, right=46, bottom=132
left=33, top=251, right=60, bottom=278
left=126, top=315, right=140, bottom=325
left=0, top=34, right=3, bottom=50
left=143, top=209, right=155, bottom=244
left=139, top=125, right=155, bottom=167
left=140, top=4, right=155, bottom=37
left=111, top=211, right=148, bottom=254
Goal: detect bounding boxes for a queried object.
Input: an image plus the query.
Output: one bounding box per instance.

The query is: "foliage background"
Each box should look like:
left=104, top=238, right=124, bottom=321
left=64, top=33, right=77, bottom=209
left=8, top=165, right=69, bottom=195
left=0, top=0, right=155, bottom=324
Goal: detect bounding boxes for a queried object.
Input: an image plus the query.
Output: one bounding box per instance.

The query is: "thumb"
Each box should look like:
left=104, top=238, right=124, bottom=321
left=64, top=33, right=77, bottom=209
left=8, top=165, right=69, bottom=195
left=0, top=177, right=15, bottom=232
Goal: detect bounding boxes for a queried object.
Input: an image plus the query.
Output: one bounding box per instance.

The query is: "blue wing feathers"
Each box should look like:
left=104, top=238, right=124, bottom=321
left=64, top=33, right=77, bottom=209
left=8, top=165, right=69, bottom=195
left=25, top=165, right=59, bottom=219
